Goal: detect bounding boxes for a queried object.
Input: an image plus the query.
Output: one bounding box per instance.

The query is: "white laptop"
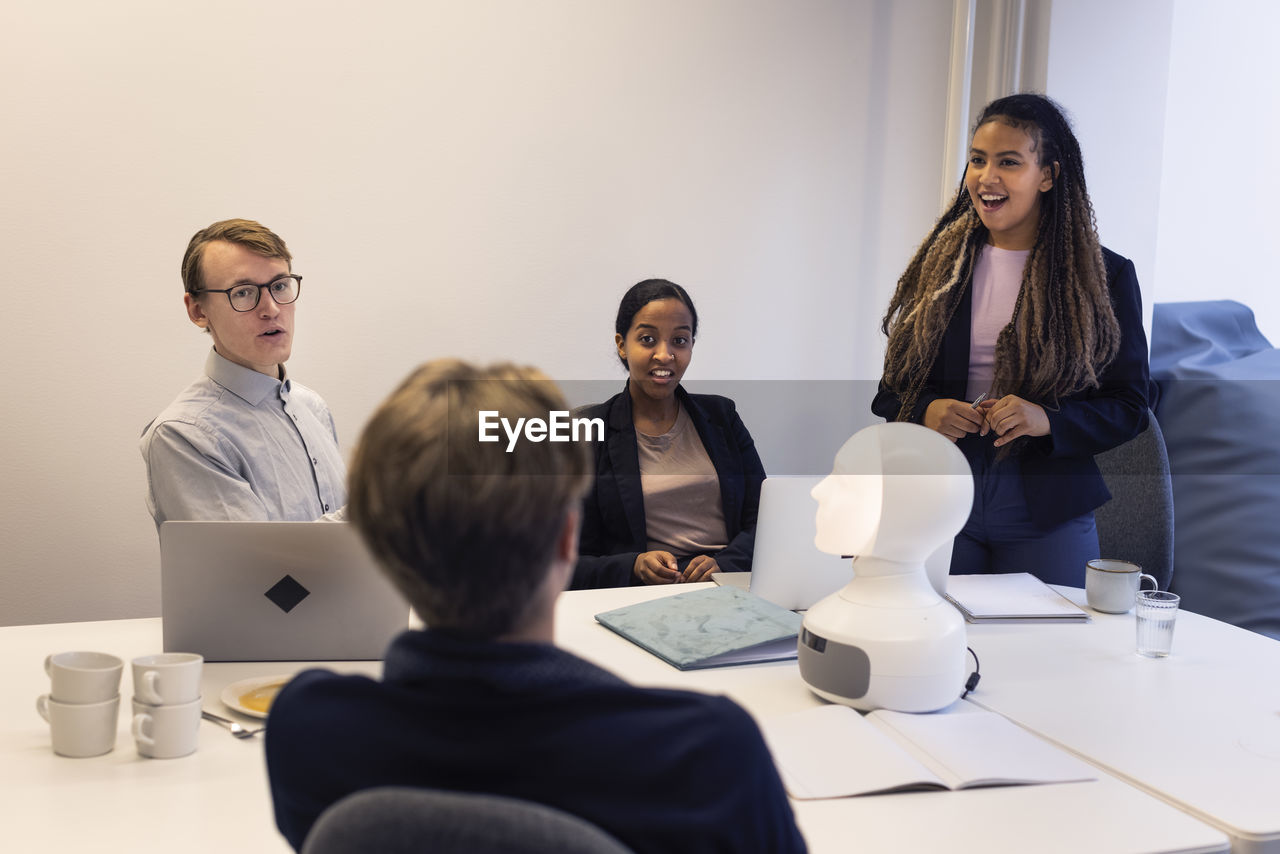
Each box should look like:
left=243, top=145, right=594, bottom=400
left=735, top=476, right=851, bottom=611
left=159, top=521, right=411, bottom=662
left=720, top=476, right=955, bottom=611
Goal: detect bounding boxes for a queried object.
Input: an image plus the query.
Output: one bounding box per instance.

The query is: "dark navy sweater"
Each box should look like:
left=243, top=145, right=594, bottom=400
left=266, top=629, right=806, bottom=853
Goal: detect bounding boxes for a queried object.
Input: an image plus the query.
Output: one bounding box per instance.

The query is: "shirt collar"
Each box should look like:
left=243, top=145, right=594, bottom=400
left=204, top=348, right=285, bottom=406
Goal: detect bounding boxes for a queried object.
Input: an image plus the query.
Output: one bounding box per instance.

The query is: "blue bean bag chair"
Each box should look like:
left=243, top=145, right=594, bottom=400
left=1151, top=301, right=1280, bottom=639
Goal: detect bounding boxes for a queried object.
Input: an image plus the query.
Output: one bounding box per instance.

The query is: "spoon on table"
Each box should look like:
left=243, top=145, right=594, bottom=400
left=202, top=710, right=264, bottom=739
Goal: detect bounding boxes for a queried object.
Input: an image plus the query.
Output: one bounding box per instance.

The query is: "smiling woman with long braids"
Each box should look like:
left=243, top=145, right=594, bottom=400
left=572, top=279, right=766, bottom=589
left=872, top=93, right=1151, bottom=586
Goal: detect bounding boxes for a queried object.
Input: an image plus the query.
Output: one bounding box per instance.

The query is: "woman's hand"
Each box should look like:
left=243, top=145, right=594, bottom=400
left=923, top=399, right=986, bottom=441
left=633, top=551, right=682, bottom=585
left=978, top=395, right=1050, bottom=447
left=681, top=555, right=720, bottom=583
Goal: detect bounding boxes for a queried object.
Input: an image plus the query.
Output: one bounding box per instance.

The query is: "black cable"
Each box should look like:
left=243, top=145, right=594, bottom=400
left=960, top=646, right=981, bottom=699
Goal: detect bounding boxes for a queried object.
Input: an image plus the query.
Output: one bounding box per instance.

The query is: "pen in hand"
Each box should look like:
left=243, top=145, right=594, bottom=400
left=972, top=391, right=990, bottom=435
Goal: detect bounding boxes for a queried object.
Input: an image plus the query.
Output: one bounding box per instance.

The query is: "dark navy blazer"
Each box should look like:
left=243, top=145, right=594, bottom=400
left=572, top=384, right=766, bottom=589
left=872, top=246, right=1151, bottom=528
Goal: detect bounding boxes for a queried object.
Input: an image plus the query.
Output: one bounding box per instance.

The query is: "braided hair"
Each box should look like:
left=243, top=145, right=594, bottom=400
left=880, top=93, right=1121, bottom=424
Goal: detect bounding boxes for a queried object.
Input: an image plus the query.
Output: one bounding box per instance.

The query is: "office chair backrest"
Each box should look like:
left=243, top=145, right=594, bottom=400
left=1093, top=411, right=1175, bottom=590
left=301, top=786, right=636, bottom=854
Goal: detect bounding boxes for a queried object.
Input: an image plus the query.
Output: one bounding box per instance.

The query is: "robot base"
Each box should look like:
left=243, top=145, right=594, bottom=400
left=797, top=591, right=967, bottom=713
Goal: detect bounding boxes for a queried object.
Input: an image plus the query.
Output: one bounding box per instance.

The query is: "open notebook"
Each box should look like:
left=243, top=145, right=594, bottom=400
left=761, top=702, right=1096, bottom=799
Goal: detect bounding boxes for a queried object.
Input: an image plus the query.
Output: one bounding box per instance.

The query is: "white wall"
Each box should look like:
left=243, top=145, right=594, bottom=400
left=0, top=0, right=955, bottom=625
left=1044, top=0, right=1176, bottom=336
left=1045, top=0, right=1280, bottom=344
left=1154, top=0, right=1280, bottom=343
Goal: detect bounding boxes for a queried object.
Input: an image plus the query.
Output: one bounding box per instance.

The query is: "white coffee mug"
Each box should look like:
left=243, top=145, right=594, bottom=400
left=44, top=651, right=123, bottom=704
left=132, top=696, right=202, bottom=759
left=132, top=652, right=203, bottom=706
left=36, top=693, right=119, bottom=757
left=1085, top=559, right=1158, bottom=614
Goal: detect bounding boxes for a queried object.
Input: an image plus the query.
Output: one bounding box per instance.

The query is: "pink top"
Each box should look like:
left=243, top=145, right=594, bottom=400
left=967, top=244, right=1030, bottom=401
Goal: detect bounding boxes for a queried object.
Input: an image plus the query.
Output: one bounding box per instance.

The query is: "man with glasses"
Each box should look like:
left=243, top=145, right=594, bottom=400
left=140, top=218, right=346, bottom=529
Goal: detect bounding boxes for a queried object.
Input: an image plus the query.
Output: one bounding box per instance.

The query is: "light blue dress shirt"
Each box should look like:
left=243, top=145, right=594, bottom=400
left=140, top=349, right=347, bottom=530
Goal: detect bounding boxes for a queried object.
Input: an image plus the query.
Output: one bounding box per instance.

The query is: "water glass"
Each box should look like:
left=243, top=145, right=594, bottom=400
left=1135, top=590, right=1180, bottom=657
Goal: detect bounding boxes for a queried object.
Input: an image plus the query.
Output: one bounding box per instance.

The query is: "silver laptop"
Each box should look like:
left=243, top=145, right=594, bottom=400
left=159, top=521, right=410, bottom=662
left=724, top=476, right=956, bottom=611
left=740, top=476, right=851, bottom=610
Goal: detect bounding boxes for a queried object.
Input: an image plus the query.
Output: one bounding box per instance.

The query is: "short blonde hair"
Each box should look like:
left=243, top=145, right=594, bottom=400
left=181, top=218, right=292, bottom=295
left=348, top=360, right=591, bottom=639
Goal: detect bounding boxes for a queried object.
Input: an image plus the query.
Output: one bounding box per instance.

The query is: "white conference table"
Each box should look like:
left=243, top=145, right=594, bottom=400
left=556, top=585, right=1250, bottom=854
left=0, top=584, right=1247, bottom=853
left=0, top=616, right=359, bottom=853
left=963, top=586, right=1280, bottom=854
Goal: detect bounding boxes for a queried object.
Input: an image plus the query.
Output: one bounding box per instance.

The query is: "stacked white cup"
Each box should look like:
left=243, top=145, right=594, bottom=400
left=130, top=653, right=204, bottom=759
left=37, top=651, right=124, bottom=757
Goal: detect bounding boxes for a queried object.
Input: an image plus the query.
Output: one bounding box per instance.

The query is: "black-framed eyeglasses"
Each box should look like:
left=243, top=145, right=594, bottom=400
left=196, top=275, right=302, bottom=312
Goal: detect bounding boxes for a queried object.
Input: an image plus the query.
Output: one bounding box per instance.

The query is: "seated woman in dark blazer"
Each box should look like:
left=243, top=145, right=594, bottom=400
left=572, top=280, right=766, bottom=589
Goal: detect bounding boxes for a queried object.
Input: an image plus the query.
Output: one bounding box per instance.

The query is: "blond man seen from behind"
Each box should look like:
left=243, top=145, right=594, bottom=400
left=264, top=359, right=806, bottom=854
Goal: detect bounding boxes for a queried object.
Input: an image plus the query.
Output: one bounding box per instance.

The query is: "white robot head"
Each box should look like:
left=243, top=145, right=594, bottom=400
left=800, top=422, right=974, bottom=712
left=811, top=422, right=973, bottom=564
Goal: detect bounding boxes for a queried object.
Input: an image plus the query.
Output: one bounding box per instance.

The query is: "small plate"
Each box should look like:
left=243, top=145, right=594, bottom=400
left=220, top=675, right=291, bottom=719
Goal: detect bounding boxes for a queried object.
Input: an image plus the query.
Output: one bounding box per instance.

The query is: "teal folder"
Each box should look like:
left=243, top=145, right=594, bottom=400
left=594, top=586, right=803, bottom=670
